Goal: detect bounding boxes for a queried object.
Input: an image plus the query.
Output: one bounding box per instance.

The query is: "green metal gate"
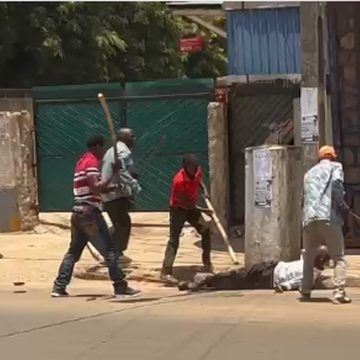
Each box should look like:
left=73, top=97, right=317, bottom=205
left=34, top=79, right=213, bottom=211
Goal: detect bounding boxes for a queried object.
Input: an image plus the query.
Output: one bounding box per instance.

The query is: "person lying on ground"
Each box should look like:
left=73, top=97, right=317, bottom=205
left=177, top=246, right=330, bottom=293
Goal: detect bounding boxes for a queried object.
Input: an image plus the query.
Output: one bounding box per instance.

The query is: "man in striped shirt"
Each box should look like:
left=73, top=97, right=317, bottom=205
left=52, top=135, right=139, bottom=298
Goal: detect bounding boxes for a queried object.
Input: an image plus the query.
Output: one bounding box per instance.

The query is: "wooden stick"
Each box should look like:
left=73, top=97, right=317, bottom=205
left=86, top=243, right=103, bottom=263
left=98, top=93, right=117, bottom=161
left=201, top=182, right=239, bottom=265
left=350, top=209, right=360, bottom=222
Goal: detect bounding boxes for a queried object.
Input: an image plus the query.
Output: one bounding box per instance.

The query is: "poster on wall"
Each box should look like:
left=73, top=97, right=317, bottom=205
left=253, top=148, right=272, bottom=208
left=300, top=87, right=319, bottom=143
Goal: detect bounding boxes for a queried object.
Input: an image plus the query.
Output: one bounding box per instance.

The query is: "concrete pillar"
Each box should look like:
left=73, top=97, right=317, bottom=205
left=0, top=111, right=38, bottom=232
left=244, top=145, right=302, bottom=269
left=207, top=102, right=230, bottom=241
left=300, top=2, right=327, bottom=172
left=0, top=112, right=21, bottom=232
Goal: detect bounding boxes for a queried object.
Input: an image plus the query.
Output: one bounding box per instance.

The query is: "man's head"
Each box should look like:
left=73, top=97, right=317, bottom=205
left=314, top=245, right=330, bottom=270
left=182, top=153, right=199, bottom=178
left=117, top=128, right=136, bottom=149
left=318, top=145, right=337, bottom=161
left=86, top=134, right=105, bottom=159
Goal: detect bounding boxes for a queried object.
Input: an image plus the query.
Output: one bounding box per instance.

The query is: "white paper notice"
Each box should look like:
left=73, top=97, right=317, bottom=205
left=253, top=149, right=272, bottom=208
left=301, top=87, right=318, bottom=117
left=300, top=87, right=319, bottom=143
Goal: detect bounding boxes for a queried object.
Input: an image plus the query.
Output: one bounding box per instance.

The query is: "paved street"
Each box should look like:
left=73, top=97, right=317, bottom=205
left=1, top=214, right=360, bottom=359
left=1, top=287, right=360, bottom=360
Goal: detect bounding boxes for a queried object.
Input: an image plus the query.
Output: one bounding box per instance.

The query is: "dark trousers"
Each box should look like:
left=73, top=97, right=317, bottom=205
left=104, top=198, right=131, bottom=256
left=53, top=210, right=126, bottom=292
left=162, top=207, right=211, bottom=274
left=195, top=262, right=277, bottom=291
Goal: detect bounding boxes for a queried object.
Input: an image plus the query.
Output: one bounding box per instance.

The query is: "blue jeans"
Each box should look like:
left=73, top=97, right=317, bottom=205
left=53, top=210, right=126, bottom=292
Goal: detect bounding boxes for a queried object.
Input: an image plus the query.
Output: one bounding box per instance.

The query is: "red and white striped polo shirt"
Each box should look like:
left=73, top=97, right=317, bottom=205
left=73, top=151, right=102, bottom=212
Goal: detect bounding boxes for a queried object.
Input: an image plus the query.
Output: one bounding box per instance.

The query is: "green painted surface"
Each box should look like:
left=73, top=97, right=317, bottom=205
left=34, top=79, right=213, bottom=211
left=128, top=97, right=210, bottom=210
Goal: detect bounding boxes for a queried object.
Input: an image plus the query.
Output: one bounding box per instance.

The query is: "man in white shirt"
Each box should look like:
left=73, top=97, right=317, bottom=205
left=177, top=246, right=329, bottom=292
left=101, top=128, right=141, bottom=265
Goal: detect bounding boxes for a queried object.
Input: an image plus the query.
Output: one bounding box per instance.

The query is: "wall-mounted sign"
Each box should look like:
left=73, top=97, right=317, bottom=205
left=301, top=87, right=319, bottom=143
left=180, top=36, right=203, bottom=52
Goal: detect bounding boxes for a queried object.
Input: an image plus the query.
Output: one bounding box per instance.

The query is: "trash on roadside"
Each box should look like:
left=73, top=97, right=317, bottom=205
left=13, top=290, right=27, bottom=294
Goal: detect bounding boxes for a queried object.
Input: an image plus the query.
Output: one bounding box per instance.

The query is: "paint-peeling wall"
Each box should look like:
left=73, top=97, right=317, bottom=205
left=0, top=111, right=38, bottom=232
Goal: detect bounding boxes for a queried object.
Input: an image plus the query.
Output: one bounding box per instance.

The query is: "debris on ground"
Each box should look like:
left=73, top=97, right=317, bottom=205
left=13, top=290, right=27, bottom=294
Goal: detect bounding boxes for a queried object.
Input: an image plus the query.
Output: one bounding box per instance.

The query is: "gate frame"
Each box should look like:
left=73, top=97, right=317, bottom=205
left=211, top=75, right=300, bottom=231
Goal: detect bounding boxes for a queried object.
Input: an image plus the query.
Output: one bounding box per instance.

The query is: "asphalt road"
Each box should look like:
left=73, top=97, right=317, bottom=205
left=1, top=288, right=359, bottom=360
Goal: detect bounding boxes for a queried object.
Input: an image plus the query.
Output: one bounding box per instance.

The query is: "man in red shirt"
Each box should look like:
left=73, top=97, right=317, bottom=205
left=51, top=135, right=139, bottom=298
left=161, top=154, right=212, bottom=286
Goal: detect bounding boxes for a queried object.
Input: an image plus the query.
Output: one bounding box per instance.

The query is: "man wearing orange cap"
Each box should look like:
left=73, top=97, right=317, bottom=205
left=301, top=145, right=351, bottom=304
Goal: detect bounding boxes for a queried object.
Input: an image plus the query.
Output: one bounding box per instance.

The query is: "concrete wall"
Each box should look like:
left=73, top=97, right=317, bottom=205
left=0, top=111, right=38, bottom=232
left=207, top=102, right=230, bottom=242
left=244, top=145, right=302, bottom=269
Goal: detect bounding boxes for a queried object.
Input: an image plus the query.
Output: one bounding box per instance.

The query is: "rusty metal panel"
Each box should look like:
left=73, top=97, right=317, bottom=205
left=328, top=3, right=360, bottom=247
left=229, top=82, right=299, bottom=224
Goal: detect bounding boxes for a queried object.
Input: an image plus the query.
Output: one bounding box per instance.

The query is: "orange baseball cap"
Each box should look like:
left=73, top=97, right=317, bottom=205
left=318, top=145, right=336, bottom=160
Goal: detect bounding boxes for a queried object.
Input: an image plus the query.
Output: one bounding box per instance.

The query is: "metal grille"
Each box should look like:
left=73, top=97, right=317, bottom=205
left=328, top=4, right=360, bottom=247
left=229, top=82, right=299, bottom=224
left=36, top=100, right=123, bottom=211
left=34, top=80, right=213, bottom=212
left=128, top=98, right=209, bottom=210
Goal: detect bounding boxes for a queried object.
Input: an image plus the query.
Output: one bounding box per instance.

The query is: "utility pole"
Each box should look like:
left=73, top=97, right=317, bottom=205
left=300, top=2, right=327, bottom=172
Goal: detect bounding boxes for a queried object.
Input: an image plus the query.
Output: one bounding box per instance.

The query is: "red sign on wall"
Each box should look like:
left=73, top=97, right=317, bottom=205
left=180, top=36, right=203, bottom=53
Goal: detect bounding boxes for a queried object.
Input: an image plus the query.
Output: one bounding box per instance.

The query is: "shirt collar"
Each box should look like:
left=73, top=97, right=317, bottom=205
left=181, top=167, right=201, bottom=182
left=87, top=151, right=99, bottom=161
left=320, top=159, right=331, bottom=164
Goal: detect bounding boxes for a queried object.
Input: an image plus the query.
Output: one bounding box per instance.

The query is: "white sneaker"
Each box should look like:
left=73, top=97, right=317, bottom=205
left=332, top=293, right=352, bottom=305
left=51, top=290, right=69, bottom=298
left=114, top=286, right=141, bottom=298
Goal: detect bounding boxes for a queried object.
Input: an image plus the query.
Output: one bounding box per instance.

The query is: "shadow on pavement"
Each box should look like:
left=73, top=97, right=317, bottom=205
left=109, top=297, right=161, bottom=304
left=194, top=237, right=244, bottom=253
left=297, top=297, right=332, bottom=303
left=172, top=265, right=210, bottom=282
left=75, top=294, right=107, bottom=298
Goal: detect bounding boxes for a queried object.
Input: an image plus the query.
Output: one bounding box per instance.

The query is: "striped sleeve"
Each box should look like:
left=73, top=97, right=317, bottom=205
left=86, top=167, right=100, bottom=177
left=85, top=158, right=100, bottom=178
